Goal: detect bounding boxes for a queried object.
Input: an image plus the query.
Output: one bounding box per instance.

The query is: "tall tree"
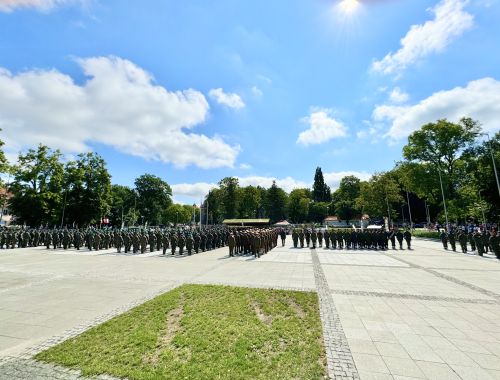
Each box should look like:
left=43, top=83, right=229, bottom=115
left=9, top=145, right=64, bottom=226
left=403, top=118, right=481, bottom=196
left=109, top=184, right=137, bottom=227
left=265, top=181, right=288, bottom=223
left=238, top=186, right=260, bottom=219
left=355, top=172, right=403, bottom=222
left=332, top=176, right=361, bottom=223
left=204, top=188, right=223, bottom=224
left=63, top=152, right=112, bottom=226
left=163, top=203, right=192, bottom=225
left=287, top=188, right=311, bottom=223
left=219, top=177, right=239, bottom=219
left=308, top=201, right=329, bottom=223
left=134, top=174, right=172, bottom=225
left=312, top=167, right=331, bottom=202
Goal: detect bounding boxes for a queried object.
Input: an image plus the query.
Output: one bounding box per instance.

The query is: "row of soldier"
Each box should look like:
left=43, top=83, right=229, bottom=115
left=227, top=228, right=281, bottom=258
left=440, top=229, right=500, bottom=258
left=290, top=228, right=412, bottom=250
left=0, top=226, right=230, bottom=256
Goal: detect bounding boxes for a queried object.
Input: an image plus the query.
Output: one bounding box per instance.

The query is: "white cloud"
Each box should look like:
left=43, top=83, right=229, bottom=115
left=389, top=87, right=409, bottom=104
left=0, top=56, right=240, bottom=168
left=297, top=109, right=348, bottom=146
left=208, top=88, right=245, bottom=109
left=172, top=171, right=373, bottom=203
left=0, top=0, right=84, bottom=12
left=251, top=86, right=263, bottom=97
left=239, top=163, right=252, bottom=170
left=373, top=77, right=500, bottom=140
left=372, top=0, right=474, bottom=75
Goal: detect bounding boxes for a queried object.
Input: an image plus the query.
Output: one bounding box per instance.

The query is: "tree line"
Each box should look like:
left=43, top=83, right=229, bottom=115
left=0, top=117, right=499, bottom=227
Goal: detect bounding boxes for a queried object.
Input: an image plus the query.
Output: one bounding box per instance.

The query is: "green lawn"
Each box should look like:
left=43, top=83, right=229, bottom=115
left=35, top=284, right=326, bottom=380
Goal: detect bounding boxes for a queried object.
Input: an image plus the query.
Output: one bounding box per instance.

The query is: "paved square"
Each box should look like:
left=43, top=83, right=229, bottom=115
left=0, top=238, right=499, bottom=379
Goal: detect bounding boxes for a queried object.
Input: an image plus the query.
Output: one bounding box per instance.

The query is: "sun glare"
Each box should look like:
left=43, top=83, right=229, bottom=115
left=338, top=0, right=360, bottom=15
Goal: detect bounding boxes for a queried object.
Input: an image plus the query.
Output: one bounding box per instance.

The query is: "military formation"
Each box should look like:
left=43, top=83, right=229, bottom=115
left=0, top=226, right=232, bottom=256
left=290, top=228, right=412, bottom=251
left=227, top=228, right=280, bottom=258
left=439, top=228, right=500, bottom=258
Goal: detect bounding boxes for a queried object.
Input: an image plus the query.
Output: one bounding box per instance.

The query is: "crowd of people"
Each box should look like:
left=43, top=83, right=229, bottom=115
left=290, top=228, right=412, bottom=250
left=0, top=226, right=285, bottom=258
left=439, top=228, right=500, bottom=258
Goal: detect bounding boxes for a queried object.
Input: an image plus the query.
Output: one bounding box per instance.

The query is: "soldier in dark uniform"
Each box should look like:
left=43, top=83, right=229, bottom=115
left=170, top=233, right=177, bottom=255
left=178, top=233, right=185, bottom=255
left=186, top=234, right=193, bottom=255
left=324, top=229, right=330, bottom=249
left=162, top=232, right=170, bottom=255
left=388, top=228, right=396, bottom=250
left=292, top=229, right=298, bottom=248
left=298, top=229, right=305, bottom=248
left=458, top=231, right=468, bottom=253
left=228, top=233, right=236, bottom=256
left=193, top=233, right=200, bottom=254
left=403, top=229, right=412, bottom=249
left=279, top=229, right=286, bottom=247
left=115, top=231, right=123, bottom=253
left=440, top=230, right=448, bottom=250
left=317, top=230, right=323, bottom=247
left=449, top=231, right=456, bottom=252
left=140, top=232, right=148, bottom=254
left=311, top=230, right=317, bottom=249
left=74, top=230, right=82, bottom=250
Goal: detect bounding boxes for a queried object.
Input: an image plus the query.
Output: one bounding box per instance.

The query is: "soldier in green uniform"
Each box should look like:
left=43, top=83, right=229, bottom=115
left=114, top=231, right=123, bottom=253
left=458, top=231, right=468, bottom=253
left=388, top=228, right=396, bottom=250
left=317, top=230, right=323, bottom=247
left=149, top=231, right=156, bottom=252
left=489, top=230, right=499, bottom=259
left=449, top=231, right=456, bottom=252
left=279, top=229, right=286, bottom=247
left=162, top=232, right=170, bottom=255
left=298, top=229, right=305, bottom=248
left=74, top=230, right=82, bottom=250
left=186, top=234, right=193, bottom=255
left=311, top=229, right=317, bottom=249
left=292, top=229, right=298, bottom=248
left=178, top=233, right=185, bottom=255
left=93, top=232, right=101, bottom=251
left=440, top=230, right=448, bottom=250
left=403, top=229, right=412, bottom=249
left=324, top=229, right=330, bottom=249
left=305, top=229, right=311, bottom=247
left=140, top=232, right=148, bottom=254
left=193, top=233, right=200, bottom=254
left=228, top=233, right=236, bottom=256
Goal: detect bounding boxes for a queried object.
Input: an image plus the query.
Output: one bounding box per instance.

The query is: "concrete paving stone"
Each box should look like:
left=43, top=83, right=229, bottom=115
left=450, top=364, right=497, bottom=380
left=415, top=361, right=461, bottom=380
left=403, top=344, right=444, bottom=363
left=349, top=339, right=380, bottom=355
left=383, top=356, right=426, bottom=378
left=374, top=342, right=410, bottom=359
left=434, top=348, right=479, bottom=367
left=352, top=353, right=390, bottom=374
left=466, top=352, right=500, bottom=370
left=487, top=369, right=500, bottom=379
left=358, top=371, right=394, bottom=380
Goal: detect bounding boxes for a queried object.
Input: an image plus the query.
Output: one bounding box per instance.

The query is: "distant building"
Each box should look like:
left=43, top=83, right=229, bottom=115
left=324, top=214, right=369, bottom=228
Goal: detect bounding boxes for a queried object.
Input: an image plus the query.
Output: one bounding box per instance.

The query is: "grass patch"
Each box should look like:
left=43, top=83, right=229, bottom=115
left=35, top=284, right=326, bottom=380
left=413, top=230, right=441, bottom=239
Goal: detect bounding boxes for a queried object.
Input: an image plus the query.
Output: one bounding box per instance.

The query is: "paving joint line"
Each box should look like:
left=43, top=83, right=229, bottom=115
left=311, top=249, right=360, bottom=380
left=330, top=288, right=499, bottom=304
left=384, top=254, right=500, bottom=301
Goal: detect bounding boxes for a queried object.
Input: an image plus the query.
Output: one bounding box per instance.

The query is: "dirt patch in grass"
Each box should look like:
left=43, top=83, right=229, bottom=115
left=36, top=284, right=326, bottom=380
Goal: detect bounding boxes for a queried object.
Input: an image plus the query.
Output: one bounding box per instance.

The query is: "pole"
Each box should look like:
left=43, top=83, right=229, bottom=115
left=489, top=139, right=500, bottom=199
left=60, top=190, right=67, bottom=228
left=437, top=167, right=449, bottom=231
left=385, top=196, right=391, bottom=228
left=206, top=200, right=209, bottom=226
left=199, top=198, right=202, bottom=228
left=121, top=205, right=124, bottom=229
left=406, top=190, right=413, bottom=229
left=478, top=190, right=487, bottom=228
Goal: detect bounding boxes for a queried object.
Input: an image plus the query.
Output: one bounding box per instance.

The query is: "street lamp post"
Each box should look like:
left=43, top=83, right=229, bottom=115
left=478, top=190, right=487, bottom=228
left=437, top=166, right=449, bottom=232
left=481, top=132, right=500, bottom=198
left=406, top=190, right=413, bottom=230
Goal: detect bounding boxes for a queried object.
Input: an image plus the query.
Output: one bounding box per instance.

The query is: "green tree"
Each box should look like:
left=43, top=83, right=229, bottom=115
left=109, top=185, right=137, bottom=227
left=134, top=174, right=172, bottom=225
left=461, top=132, right=500, bottom=221
left=9, top=145, right=64, bottom=226
left=265, top=181, right=288, bottom=223
left=332, top=176, right=361, bottom=223
left=238, top=186, right=260, bottom=219
left=308, top=201, right=329, bottom=223
left=63, top=152, right=112, bottom=226
left=204, top=188, right=223, bottom=224
left=0, top=129, right=8, bottom=176
left=312, top=167, right=331, bottom=202
left=287, top=189, right=311, bottom=223
left=219, top=177, right=239, bottom=219
left=163, top=203, right=192, bottom=225
left=356, top=172, right=403, bottom=223
left=403, top=118, right=481, bottom=196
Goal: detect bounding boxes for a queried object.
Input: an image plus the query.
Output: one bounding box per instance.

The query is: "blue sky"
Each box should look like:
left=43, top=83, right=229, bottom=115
left=1, top=0, right=499, bottom=203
